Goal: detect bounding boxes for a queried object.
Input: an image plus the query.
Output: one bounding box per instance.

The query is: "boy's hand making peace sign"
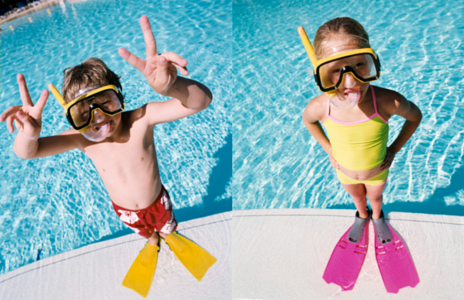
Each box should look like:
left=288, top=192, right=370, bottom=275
left=118, top=15, right=189, bottom=96
left=0, top=74, right=48, bottom=140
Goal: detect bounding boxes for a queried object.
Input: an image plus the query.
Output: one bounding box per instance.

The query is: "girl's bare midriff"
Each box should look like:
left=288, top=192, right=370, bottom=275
left=338, top=163, right=383, bottom=181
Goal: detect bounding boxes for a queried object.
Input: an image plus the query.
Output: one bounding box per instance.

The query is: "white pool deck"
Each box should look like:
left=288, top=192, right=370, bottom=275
left=233, top=208, right=464, bottom=300
left=0, top=212, right=231, bottom=300
left=1, top=209, right=463, bottom=300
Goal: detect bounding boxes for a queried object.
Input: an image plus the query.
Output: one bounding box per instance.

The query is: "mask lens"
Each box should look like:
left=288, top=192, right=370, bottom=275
left=318, top=53, right=378, bottom=90
left=68, top=90, right=122, bottom=128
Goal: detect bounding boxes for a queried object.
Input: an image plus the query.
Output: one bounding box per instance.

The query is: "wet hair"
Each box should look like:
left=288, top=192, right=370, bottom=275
left=313, top=17, right=370, bottom=59
left=62, top=58, right=123, bottom=103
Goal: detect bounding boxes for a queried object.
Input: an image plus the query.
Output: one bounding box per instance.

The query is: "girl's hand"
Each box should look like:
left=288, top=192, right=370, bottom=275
left=328, top=147, right=340, bottom=169
left=0, top=74, right=48, bottom=140
left=380, top=146, right=396, bottom=170
left=118, top=15, right=189, bottom=96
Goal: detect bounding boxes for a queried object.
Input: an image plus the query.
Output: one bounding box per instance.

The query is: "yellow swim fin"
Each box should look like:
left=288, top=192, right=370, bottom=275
left=122, top=242, right=159, bottom=298
left=164, top=232, right=217, bottom=281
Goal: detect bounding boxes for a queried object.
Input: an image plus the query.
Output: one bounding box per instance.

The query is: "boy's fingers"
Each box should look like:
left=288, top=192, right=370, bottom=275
left=7, top=116, right=15, bottom=133
left=16, top=110, right=36, bottom=133
left=177, top=66, right=188, bottom=76
left=159, top=52, right=189, bottom=75
left=118, top=48, right=146, bottom=73
left=14, top=119, right=23, bottom=132
left=160, top=52, right=188, bottom=67
left=154, top=56, right=170, bottom=89
left=14, top=113, right=26, bottom=132
left=17, top=74, right=33, bottom=107
left=140, top=15, right=157, bottom=58
left=0, top=106, right=20, bottom=122
left=34, top=90, right=49, bottom=116
left=172, top=64, right=188, bottom=76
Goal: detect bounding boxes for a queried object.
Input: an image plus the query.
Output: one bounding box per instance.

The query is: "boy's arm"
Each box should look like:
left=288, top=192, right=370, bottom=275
left=118, top=15, right=212, bottom=124
left=15, top=130, right=81, bottom=159
left=144, top=76, right=212, bottom=125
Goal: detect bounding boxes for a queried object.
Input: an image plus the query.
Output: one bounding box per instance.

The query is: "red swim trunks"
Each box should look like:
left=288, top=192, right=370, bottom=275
left=112, top=186, right=177, bottom=239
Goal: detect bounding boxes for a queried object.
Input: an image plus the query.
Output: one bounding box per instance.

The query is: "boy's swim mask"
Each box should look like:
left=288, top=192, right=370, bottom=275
left=298, top=26, right=381, bottom=109
left=48, top=84, right=125, bottom=142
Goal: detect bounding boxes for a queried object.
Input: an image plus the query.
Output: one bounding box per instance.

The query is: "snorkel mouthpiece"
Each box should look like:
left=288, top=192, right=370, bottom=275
left=80, top=121, right=111, bottom=142
left=79, top=109, right=110, bottom=142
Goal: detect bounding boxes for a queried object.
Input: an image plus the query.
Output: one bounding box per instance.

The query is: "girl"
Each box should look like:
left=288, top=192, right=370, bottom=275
left=301, top=17, right=422, bottom=242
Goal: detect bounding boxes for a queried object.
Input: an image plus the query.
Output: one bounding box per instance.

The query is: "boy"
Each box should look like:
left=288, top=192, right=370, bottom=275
left=0, top=16, right=216, bottom=297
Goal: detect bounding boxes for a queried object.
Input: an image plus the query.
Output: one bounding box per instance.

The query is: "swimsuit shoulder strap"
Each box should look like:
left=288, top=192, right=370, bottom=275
left=371, top=85, right=389, bottom=124
left=326, top=97, right=331, bottom=118
left=371, top=85, right=378, bottom=114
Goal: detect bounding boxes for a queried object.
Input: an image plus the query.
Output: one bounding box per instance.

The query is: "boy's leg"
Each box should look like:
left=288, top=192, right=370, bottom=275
left=365, top=183, right=387, bottom=219
left=148, top=231, right=161, bottom=245
left=341, top=183, right=369, bottom=218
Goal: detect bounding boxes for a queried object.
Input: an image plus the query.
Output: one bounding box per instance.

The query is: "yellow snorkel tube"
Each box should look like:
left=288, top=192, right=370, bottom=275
left=48, top=83, right=66, bottom=107
left=298, top=26, right=337, bottom=98
left=298, top=26, right=318, bottom=67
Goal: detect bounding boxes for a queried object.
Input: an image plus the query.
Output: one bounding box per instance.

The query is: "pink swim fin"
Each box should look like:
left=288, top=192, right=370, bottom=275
left=374, top=223, right=420, bottom=293
left=322, top=221, right=369, bottom=291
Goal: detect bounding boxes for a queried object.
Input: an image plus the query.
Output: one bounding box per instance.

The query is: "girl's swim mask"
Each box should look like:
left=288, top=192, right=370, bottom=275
left=48, top=84, right=125, bottom=142
left=297, top=27, right=381, bottom=109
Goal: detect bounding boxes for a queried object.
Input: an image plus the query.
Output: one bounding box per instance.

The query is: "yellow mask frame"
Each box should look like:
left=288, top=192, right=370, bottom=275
left=297, top=26, right=381, bottom=97
left=48, top=84, right=125, bottom=131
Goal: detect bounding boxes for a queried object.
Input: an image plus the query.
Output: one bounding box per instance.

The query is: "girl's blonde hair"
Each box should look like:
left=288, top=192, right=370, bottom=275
left=313, top=17, right=370, bottom=59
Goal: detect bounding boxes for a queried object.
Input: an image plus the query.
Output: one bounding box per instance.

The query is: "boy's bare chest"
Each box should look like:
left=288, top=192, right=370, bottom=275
left=85, top=135, right=158, bottom=175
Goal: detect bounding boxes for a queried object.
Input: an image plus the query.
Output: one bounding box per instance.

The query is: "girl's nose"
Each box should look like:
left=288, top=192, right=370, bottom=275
left=342, top=73, right=357, bottom=88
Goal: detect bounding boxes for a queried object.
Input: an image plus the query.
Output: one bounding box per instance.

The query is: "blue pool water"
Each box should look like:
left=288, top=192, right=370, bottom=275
left=0, top=0, right=231, bottom=274
left=233, top=0, right=464, bottom=214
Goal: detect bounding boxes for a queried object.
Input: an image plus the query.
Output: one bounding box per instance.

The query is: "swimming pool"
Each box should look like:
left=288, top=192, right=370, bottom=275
left=233, top=0, right=464, bottom=215
left=0, top=0, right=231, bottom=275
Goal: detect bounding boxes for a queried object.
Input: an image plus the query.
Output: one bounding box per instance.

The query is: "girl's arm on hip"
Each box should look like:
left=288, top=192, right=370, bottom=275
left=302, top=96, right=332, bottom=154
left=388, top=94, right=422, bottom=153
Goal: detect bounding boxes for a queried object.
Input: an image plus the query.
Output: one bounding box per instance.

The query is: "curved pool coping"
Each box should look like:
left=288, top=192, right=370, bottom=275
left=0, top=212, right=232, bottom=300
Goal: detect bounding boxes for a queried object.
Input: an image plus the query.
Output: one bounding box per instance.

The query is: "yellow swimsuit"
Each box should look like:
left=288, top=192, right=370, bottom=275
left=323, top=85, right=389, bottom=186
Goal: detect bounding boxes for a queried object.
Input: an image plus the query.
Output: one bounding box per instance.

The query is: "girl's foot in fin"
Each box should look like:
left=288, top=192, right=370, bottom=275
left=348, top=209, right=370, bottom=243
left=371, top=210, right=393, bottom=244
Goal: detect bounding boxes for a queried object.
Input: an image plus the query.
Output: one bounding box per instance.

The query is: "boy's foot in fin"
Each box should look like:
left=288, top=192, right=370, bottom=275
left=122, top=238, right=160, bottom=298
left=164, top=232, right=217, bottom=281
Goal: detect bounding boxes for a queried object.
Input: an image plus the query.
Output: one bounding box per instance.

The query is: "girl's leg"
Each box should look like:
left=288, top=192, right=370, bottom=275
left=341, top=183, right=369, bottom=219
left=365, top=183, right=387, bottom=219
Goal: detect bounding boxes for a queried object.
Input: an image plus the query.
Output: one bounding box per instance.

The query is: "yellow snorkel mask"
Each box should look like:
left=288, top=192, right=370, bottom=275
left=298, top=26, right=381, bottom=109
left=49, top=83, right=125, bottom=142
